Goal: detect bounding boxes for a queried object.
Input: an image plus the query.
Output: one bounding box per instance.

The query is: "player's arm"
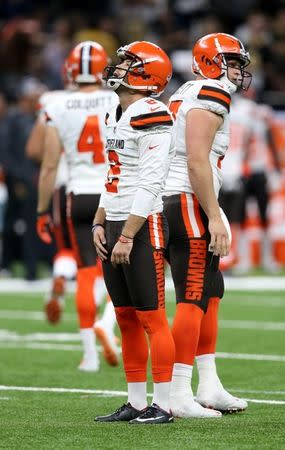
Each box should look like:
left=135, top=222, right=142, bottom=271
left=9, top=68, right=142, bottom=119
left=37, top=125, right=61, bottom=213
left=25, top=116, right=46, bottom=162
left=92, top=203, right=108, bottom=261
left=186, top=108, right=229, bottom=257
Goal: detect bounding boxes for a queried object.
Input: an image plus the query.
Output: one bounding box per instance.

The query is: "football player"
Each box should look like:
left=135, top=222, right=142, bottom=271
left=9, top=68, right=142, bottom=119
left=93, top=41, right=175, bottom=424
left=36, top=41, right=119, bottom=371
left=164, top=33, right=250, bottom=417
left=26, top=86, right=77, bottom=324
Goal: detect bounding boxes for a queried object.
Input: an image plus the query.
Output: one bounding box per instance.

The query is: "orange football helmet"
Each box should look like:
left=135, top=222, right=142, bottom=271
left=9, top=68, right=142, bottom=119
left=65, top=41, right=109, bottom=84
left=103, top=41, right=172, bottom=96
left=192, top=33, right=252, bottom=91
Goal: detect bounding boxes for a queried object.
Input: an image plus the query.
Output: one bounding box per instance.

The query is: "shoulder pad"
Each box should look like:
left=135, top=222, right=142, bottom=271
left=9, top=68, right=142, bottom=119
left=130, top=110, right=173, bottom=130
left=197, top=84, right=231, bottom=113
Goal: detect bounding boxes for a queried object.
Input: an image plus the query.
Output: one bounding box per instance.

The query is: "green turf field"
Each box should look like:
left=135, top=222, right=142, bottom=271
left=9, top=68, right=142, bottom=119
left=0, top=285, right=285, bottom=449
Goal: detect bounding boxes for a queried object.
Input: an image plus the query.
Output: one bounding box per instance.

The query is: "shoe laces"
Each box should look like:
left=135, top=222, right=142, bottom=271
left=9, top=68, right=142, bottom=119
left=115, top=403, right=130, bottom=414
left=137, top=405, right=157, bottom=419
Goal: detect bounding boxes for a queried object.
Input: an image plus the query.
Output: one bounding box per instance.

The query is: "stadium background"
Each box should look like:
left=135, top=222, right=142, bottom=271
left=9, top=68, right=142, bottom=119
left=0, top=2, right=285, bottom=449
left=0, top=0, right=285, bottom=277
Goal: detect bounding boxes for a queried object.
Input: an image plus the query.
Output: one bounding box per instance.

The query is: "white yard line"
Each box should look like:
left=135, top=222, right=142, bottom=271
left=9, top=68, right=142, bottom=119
left=230, top=389, right=285, bottom=395
left=0, top=334, right=284, bottom=362
left=0, top=277, right=285, bottom=293
left=219, top=320, right=285, bottom=331
left=0, top=385, right=284, bottom=405
left=2, top=310, right=285, bottom=330
left=216, top=352, right=285, bottom=362
left=0, top=310, right=76, bottom=321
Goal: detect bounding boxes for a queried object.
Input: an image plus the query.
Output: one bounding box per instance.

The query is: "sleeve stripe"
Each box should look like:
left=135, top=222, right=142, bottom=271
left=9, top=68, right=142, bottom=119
left=131, top=111, right=173, bottom=129
left=198, top=89, right=231, bottom=105
left=199, top=85, right=231, bottom=101
left=198, top=85, right=231, bottom=112
left=197, top=91, right=231, bottom=112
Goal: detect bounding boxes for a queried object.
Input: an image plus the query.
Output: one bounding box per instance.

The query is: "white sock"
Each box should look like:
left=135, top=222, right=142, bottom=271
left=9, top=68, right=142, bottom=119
left=152, top=382, right=171, bottom=412
left=100, top=301, right=116, bottom=330
left=93, top=275, right=106, bottom=307
left=196, top=353, right=219, bottom=385
left=171, top=363, right=193, bottom=396
left=80, top=328, right=97, bottom=359
left=127, top=382, right=147, bottom=411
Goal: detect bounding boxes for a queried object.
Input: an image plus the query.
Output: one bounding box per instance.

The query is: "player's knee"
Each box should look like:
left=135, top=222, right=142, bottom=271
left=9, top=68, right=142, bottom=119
left=115, top=306, right=138, bottom=332
left=136, top=309, right=168, bottom=335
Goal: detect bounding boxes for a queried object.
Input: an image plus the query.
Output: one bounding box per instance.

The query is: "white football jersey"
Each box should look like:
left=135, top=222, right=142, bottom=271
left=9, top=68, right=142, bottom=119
left=222, top=94, right=256, bottom=190
left=45, top=89, right=117, bottom=195
left=248, top=103, right=274, bottom=173
left=164, top=79, right=231, bottom=197
left=38, top=90, right=70, bottom=189
left=100, top=97, right=174, bottom=221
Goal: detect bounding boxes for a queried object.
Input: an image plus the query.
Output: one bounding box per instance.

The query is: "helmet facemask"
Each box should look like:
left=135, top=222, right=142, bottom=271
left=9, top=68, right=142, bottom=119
left=216, top=53, right=252, bottom=91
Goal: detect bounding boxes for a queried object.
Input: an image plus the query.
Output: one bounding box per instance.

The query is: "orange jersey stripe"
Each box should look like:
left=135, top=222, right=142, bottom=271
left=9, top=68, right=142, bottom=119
left=192, top=194, right=205, bottom=236
left=181, top=193, right=194, bottom=238
left=157, top=213, right=165, bottom=249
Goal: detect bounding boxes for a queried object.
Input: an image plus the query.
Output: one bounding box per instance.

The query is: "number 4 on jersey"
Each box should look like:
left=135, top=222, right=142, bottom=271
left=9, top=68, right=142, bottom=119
left=77, top=115, right=105, bottom=163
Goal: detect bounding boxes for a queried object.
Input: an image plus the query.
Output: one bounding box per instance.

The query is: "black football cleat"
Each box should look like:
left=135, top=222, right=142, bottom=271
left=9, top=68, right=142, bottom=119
left=129, top=403, right=174, bottom=424
left=95, top=403, right=142, bottom=422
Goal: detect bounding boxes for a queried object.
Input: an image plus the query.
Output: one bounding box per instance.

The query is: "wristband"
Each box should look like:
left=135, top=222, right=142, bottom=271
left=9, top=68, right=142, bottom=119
left=118, top=235, right=133, bottom=244
left=91, top=223, right=105, bottom=233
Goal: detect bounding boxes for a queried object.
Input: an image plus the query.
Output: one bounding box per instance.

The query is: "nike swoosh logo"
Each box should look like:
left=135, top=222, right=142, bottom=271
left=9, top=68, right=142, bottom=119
left=150, top=106, right=160, bottom=112
left=149, top=145, right=159, bottom=150
left=135, top=415, right=165, bottom=422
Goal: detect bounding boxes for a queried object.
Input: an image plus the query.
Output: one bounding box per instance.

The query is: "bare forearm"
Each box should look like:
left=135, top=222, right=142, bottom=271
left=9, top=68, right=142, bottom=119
left=37, top=167, right=57, bottom=213
left=122, top=214, right=146, bottom=239
left=188, top=161, right=220, bottom=220
left=93, top=207, right=106, bottom=226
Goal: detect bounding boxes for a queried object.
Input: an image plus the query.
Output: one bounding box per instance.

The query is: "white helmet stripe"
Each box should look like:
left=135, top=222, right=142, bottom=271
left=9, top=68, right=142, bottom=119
left=82, top=43, right=91, bottom=75
left=214, top=37, right=223, bottom=54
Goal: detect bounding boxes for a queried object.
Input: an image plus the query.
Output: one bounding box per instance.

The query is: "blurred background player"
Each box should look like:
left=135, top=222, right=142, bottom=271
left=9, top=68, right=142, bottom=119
left=36, top=41, right=119, bottom=372
left=238, top=98, right=282, bottom=273
left=26, top=80, right=77, bottom=323
left=220, top=91, right=282, bottom=273
left=164, top=33, right=250, bottom=417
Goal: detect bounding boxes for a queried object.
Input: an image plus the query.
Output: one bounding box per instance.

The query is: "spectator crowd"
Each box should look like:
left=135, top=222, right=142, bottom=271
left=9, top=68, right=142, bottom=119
left=1, top=0, right=285, bottom=279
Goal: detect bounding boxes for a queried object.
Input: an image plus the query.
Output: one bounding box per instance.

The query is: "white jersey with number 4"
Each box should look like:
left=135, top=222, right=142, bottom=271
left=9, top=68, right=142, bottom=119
left=45, top=89, right=117, bottom=194
left=100, top=97, right=174, bottom=221
left=38, top=90, right=71, bottom=189
left=165, top=79, right=232, bottom=198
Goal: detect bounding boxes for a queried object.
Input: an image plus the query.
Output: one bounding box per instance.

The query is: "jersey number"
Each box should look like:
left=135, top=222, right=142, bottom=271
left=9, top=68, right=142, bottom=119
left=77, top=115, right=105, bottom=163
left=168, top=100, right=182, bottom=120
left=105, top=150, right=121, bottom=193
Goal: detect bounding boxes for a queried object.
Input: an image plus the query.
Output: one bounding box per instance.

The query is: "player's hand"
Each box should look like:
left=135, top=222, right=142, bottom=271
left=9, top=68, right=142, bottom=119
left=93, top=225, right=108, bottom=261
left=111, top=236, right=133, bottom=267
left=36, top=212, right=54, bottom=244
left=208, top=215, right=230, bottom=257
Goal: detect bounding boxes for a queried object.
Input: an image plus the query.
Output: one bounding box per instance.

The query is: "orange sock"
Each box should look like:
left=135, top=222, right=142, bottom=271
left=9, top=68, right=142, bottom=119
left=196, top=297, right=220, bottom=356
left=115, top=306, right=149, bottom=382
left=76, top=266, right=97, bottom=328
left=172, top=303, right=204, bottom=365
left=136, top=309, right=175, bottom=383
